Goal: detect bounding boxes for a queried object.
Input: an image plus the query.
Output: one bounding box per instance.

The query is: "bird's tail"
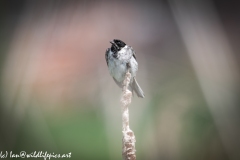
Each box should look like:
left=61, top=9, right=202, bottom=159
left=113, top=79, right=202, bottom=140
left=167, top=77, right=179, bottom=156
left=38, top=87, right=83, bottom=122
left=132, top=77, right=145, bottom=98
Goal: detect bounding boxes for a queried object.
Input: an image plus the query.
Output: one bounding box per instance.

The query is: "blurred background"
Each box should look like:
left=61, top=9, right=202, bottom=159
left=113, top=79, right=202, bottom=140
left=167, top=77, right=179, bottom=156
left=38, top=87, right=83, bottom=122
left=0, top=0, right=240, bottom=160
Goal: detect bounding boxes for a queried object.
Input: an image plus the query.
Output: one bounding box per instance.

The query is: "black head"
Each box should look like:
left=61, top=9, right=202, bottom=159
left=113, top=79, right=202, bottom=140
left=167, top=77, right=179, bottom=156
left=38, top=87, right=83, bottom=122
left=110, top=43, right=118, bottom=53
left=113, top=39, right=126, bottom=49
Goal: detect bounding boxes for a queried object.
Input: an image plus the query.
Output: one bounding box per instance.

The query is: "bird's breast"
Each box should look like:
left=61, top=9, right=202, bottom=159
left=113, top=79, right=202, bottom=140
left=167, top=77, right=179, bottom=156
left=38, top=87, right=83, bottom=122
left=107, top=46, right=138, bottom=83
left=108, top=57, right=127, bottom=83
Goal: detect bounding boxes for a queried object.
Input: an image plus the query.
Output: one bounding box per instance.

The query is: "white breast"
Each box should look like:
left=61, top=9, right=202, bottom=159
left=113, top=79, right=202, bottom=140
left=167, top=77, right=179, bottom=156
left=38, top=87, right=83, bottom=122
left=108, top=55, right=127, bottom=82
left=107, top=47, right=138, bottom=83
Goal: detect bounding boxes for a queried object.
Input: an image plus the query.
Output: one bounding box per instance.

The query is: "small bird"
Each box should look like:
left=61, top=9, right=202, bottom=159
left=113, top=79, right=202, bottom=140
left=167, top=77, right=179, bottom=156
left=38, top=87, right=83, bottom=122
left=105, top=39, right=145, bottom=98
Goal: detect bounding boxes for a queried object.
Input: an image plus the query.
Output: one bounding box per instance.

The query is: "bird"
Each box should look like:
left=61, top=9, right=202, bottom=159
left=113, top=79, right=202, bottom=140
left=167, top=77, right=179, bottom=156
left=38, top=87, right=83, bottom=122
left=105, top=39, right=145, bottom=98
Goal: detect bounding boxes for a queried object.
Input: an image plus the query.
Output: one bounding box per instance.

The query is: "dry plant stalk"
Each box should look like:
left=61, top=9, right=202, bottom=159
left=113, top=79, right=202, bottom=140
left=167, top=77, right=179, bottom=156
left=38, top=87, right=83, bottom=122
left=120, top=68, right=136, bottom=160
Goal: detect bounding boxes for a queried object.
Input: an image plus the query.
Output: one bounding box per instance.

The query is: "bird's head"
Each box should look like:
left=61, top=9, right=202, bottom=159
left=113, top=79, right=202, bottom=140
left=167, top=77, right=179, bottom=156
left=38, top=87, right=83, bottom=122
left=113, top=39, right=126, bottom=49
left=110, top=41, right=118, bottom=53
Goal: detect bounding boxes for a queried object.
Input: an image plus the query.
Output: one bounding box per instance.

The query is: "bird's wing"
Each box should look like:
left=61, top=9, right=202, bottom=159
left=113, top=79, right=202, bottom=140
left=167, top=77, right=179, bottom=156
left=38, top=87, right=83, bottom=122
left=105, top=48, right=109, bottom=66
left=130, top=46, right=137, bottom=60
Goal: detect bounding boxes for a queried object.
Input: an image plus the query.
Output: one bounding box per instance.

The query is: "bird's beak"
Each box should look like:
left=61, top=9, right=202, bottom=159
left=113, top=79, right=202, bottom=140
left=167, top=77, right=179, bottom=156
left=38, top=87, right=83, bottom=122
left=110, top=41, right=119, bottom=50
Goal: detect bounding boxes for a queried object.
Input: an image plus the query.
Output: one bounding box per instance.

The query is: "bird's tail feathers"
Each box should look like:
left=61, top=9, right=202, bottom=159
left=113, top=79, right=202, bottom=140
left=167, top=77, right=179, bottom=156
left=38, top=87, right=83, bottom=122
left=132, top=77, right=145, bottom=98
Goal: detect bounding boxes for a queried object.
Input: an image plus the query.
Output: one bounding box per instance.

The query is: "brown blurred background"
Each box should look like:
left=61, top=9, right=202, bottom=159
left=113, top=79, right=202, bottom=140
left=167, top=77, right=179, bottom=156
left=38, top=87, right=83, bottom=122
left=0, top=0, right=240, bottom=160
